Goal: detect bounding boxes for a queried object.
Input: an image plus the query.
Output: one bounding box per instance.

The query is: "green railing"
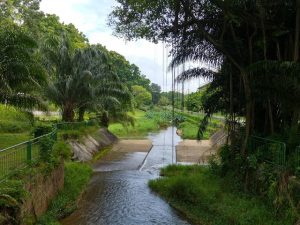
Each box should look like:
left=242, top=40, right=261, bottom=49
left=249, top=136, right=286, bottom=166
left=0, top=119, right=97, bottom=181
left=0, top=129, right=57, bottom=180
left=56, top=120, right=97, bottom=130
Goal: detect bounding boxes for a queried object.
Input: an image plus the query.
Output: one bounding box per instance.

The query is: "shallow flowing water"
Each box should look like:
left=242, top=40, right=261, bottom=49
left=61, top=127, right=190, bottom=225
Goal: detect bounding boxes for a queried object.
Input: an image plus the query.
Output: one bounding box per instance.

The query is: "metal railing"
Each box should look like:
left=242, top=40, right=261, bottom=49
left=249, top=136, right=286, bottom=166
left=56, top=119, right=97, bottom=130
left=0, top=119, right=97, bottom=181
left=0, top=130, right=57, bottom=180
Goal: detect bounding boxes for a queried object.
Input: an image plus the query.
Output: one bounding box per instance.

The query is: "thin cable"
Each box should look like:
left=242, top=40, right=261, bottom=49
left=162, top=42, right=166, bottom=166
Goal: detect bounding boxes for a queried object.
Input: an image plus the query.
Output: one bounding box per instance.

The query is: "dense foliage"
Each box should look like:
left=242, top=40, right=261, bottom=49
left=0, top=0, right=161, bottom=124
left=110, top=0, right=300, bottom=221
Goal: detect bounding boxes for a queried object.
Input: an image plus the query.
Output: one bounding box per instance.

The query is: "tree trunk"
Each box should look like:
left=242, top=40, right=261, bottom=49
left=294, top=0, right=300, bottom=61
left=78, top=107, right=85, bottom=122
left=268, top=98, right=274, bottom=134
left=62, top=103, right=75, bottom=122
left=101, top=111, right=109, bottom=128
left=289, top=0, right=300, bottom=144
left=241, top=71, right=252, bottom=156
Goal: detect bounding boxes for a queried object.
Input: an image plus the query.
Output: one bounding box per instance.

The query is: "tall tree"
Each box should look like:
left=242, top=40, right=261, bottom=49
left=0, top=21, right=46, bottom=109
left=150, top=83, right=161, bottom=105
left=110, top=0, right=300, bottom=152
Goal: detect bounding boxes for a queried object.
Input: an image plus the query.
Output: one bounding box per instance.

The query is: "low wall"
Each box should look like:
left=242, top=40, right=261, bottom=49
left=20, top=162, right=64, bottom=224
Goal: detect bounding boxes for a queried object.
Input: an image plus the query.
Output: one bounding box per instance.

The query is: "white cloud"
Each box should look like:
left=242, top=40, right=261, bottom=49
left=40, top=0, right=205, bottom=92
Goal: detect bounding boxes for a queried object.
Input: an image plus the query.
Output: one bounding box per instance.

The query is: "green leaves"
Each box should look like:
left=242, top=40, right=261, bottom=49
left=0, top=22, right=46, bottom=109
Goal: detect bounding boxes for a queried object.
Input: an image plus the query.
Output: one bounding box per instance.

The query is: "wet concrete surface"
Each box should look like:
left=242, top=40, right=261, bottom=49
left=61, top=127, right=191, bottom=225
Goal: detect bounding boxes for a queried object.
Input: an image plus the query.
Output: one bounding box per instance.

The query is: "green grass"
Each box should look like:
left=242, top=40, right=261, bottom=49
left=149, top=165, right=296, bottom=225
left=178, top=118, right=222, bottom=140
left=109, top=109, right=223, bottom=140
left=0, top=104, right=33, bottom=149
left=37, top=162, right=93, bottom=225
left=0, top=133, right=31, bottom=149
left=175, top=111, right=223, bottom=139
left=92, top=146, right=112, bottom=162
left=109, top=110, right=160, bottom=138
left=0, top=104, right=33, bottom=133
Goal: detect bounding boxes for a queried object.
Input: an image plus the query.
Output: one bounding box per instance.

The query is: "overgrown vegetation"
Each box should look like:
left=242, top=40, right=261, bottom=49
left=0, top=180, right=27, bottom=225
left=149, top=165, right=296, bottom=225
left=112, top=1, right=300, bottom=222
left=37, top=162, right=92, bottom=225
left=109, top=110, right=160, bottom=138
left=109, top=109, right=223, bottom=139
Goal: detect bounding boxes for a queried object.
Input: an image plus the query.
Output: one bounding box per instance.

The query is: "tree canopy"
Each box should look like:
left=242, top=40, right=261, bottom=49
left=110, top=0, right=300, bottom=150
left=0, top=0, right=150, bottom=124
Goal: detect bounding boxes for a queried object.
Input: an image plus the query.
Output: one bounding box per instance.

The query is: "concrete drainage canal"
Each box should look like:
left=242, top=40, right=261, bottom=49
left=61, top=127, right=191, bottom=225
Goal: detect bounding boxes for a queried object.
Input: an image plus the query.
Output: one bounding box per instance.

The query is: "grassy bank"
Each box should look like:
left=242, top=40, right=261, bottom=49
left=109, top=109, right=223, bottom=140
left=109, top=110, right=161, bottom=138
left=176, top=112, right=222, bottom=139
left=149, top=165, right=295, bottom=225
left=37, top=162, right=93, bottom=225
left=0, top=105, right=33, bottom=149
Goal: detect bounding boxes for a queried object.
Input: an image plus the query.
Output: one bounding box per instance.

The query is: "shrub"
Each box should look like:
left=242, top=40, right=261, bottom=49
left=33, top=124, right=53, bottom=138
left=0, top=180, right=27, bottom=224
left=61, top=130, right=81, bottom=140
left=39, top=137, right=55, bottom=163
left=52, top=141, right=72, bottom=160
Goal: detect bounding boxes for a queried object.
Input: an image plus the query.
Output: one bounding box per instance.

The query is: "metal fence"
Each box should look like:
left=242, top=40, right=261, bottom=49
left=249, top=136, right=286, bottom=166
left=0, top=119, right=97, bottom=181
left=0, top=130, right=57, bottom=180
left=56, top=119, right=97, bottom=130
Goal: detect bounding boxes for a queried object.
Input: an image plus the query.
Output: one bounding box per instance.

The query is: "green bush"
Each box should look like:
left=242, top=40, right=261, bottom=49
left=39, top=137, right=55, bottom=163
left=33, top=124, right=53, bottom=138
left=0, top=180, right=27, bottom=224
left=52, top=141, right=72, bottom=160
left=61, top=130, right=81, bottom=140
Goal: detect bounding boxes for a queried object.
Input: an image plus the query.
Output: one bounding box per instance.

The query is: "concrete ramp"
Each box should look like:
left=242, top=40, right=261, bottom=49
left=176, top=129, right=227, bottom=164
left=112, top=140, right=152, bottom=153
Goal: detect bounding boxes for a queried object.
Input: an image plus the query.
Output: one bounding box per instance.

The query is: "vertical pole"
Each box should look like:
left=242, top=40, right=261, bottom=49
left=181, top=63, right=185, bottom=112
left=27, top=141, right=32, bottom=162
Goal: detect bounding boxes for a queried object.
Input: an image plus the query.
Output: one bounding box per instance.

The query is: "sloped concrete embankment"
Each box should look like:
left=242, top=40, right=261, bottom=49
left=68, top=128, right=118, bottom=162
left=176, top=129, right=227, bottom=164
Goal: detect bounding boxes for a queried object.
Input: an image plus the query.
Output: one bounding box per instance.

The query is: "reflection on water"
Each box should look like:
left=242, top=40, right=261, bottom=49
left=61, top=127, right=190, bottom=225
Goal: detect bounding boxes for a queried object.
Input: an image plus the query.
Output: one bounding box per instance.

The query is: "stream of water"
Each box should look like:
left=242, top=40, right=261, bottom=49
left=61, top=127, right=191, bottom=225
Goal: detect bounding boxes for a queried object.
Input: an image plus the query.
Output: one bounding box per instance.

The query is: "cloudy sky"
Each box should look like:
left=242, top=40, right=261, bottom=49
left=40, top=0, right=204, bottom=92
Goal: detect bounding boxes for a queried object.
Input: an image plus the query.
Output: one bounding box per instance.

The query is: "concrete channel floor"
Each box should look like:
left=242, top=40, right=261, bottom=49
left=93, top=140, right=153, bottom=172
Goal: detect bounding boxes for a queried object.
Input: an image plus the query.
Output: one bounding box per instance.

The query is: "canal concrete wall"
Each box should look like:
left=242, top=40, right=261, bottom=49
left=69, top=128, right=118, bottom=161
left=20, top=161, right=64, bottom=224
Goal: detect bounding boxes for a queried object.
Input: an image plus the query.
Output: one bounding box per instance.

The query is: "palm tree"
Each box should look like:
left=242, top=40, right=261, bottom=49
left=0, top=22, right=46, bottom=110
left=44, top=36, right=132, bottom=122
